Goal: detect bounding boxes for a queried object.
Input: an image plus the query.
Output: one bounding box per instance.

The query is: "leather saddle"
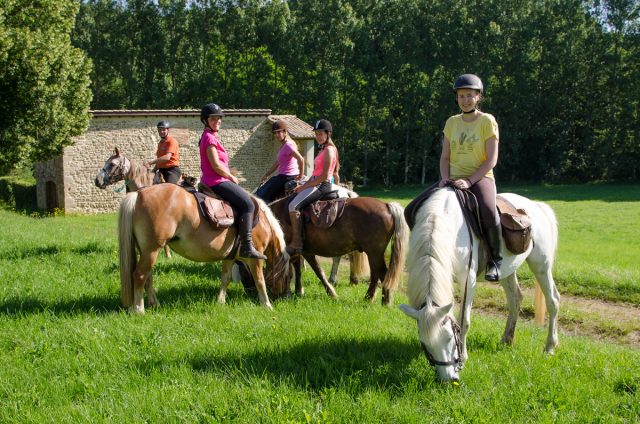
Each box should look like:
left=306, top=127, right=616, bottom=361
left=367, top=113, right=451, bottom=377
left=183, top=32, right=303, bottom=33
left=180, top=182, right=259, bottom=229
left=299, top=189, right=348, bottom=229
left=404, top=185, right=532, bottom=254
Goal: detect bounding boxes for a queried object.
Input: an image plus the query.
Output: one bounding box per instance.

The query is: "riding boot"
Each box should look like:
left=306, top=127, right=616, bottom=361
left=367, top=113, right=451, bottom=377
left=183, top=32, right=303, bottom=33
left=238, top=213, right=267, bottom=260
left=485, top=224, right=503, bottom=281
left=286, top=211, right=303, bottom=255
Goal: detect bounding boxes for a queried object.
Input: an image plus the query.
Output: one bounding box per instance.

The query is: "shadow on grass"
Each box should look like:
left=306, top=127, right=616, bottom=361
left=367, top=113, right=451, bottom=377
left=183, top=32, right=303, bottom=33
left=1, top=242, right=113, bottom=260
left=182, top=337, right=441, bottom=390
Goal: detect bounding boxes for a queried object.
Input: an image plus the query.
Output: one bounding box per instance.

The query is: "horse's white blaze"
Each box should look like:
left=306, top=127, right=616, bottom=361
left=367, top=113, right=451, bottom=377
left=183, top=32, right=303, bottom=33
left=401, top=188, right=560, bottom=382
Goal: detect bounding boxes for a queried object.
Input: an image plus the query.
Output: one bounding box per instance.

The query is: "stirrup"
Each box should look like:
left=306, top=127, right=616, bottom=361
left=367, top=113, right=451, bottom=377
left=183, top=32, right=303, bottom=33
left=485, top=261, right=501, bottom=282
left=239, top=246, right=267, bottom=260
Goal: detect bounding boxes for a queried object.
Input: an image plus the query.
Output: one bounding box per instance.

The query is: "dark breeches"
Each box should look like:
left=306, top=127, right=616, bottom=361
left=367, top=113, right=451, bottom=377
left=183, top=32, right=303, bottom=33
left=210, top=181, right=254, bottom=216
left=255, top=174, right=296, bottom=203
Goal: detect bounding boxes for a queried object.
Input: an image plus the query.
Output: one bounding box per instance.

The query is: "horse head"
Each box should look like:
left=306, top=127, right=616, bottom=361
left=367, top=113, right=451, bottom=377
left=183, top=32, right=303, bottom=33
left=399, top=302, right=462, bottom=383
left=95, top=148, right=130, bottom=189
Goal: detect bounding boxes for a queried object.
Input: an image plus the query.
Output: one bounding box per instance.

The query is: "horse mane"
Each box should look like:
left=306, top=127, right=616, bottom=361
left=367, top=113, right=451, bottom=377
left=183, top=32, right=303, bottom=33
left=127, top=159, right=154, bottom=188
left=255, top=196, right=290, bottom=291
left=406, top=188, right=455, bottom=311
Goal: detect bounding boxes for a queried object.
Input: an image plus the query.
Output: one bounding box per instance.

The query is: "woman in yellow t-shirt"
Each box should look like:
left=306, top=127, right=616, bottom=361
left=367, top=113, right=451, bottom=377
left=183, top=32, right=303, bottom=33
left=442, top=73, right=502, bottom=281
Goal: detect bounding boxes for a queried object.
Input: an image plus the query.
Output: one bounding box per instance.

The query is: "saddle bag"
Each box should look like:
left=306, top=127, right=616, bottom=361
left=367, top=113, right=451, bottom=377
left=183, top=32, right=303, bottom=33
left=196, top=183, right=235, bottom=228
left=498, top=205, right=532, bottom=254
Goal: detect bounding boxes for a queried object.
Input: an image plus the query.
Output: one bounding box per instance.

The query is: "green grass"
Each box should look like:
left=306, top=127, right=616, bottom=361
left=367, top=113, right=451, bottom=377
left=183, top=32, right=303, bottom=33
left=359, top=183, right=640, bottom=304
left=0, top=185, right=639, bottom=422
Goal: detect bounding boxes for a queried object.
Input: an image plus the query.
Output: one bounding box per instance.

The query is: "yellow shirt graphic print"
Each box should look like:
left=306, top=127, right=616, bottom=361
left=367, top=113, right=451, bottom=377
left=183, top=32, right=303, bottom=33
left=444, top=113, right=499, bottom=180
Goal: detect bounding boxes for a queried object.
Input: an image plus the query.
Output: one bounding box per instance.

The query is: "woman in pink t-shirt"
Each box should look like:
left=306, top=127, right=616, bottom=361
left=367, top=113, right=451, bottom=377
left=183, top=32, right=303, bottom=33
left=285, top=119, right=339, bottom=254
left=255, top=120, right=305, bottom=203
left=198, top=103, right=266, bottom=260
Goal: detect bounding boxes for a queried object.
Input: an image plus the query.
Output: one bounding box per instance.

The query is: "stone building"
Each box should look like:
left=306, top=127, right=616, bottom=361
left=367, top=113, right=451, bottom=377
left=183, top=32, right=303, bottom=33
left=34, top=109, right=315, bottom=213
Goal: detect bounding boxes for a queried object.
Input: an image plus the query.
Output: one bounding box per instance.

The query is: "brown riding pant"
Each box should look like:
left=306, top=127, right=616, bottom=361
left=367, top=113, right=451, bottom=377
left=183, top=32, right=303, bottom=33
left=470, top=177, right=500, bottom=229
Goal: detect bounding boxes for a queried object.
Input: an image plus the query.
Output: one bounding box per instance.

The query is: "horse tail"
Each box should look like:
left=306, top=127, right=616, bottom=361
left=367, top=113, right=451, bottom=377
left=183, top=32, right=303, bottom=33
left=406, top=189, right=455, bottom=308
left=351, top=251, right=369, bottom=278
left=381, top=202, right=409, bottom=294
left=535, top=201, right=559, bottom=265
left=118, top=192, right=138, bottom=308
left=256, top=197, right=290, bottom=295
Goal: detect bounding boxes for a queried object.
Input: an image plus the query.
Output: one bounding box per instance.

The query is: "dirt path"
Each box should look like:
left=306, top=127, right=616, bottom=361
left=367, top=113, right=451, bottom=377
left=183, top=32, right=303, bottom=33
left=473, top=286, right=640, bottom=350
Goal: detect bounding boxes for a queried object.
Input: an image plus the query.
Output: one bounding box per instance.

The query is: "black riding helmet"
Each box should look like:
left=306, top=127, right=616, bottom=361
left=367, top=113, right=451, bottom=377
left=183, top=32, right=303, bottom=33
left=452, top=74, right=483, bottom=93
left=313, top=119, right=332, bottom=133
left=157, top=120, right=171, bottom=129
left=200, top=103, right=224, bottom=126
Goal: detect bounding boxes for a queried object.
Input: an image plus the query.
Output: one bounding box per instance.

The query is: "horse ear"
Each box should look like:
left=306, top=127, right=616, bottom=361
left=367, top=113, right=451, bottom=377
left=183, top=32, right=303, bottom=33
left=398, top=304, right=421, bottom=320
left=434, top=302, right=453, bottom=321
left=115, top=147, right=120, bottom=156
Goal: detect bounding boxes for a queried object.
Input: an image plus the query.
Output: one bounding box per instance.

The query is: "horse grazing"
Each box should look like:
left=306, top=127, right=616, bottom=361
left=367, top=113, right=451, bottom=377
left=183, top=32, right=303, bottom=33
left=269, top=195, right=409, bottom=305
left=95, top=148, right=173, bottom=259
left=118, top=184, right=291, bottom=313
left=399, top=187, right=560, bottom=382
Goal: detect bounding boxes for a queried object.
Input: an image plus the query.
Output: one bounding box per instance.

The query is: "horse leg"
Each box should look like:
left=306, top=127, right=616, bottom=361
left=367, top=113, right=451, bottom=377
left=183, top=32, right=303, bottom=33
left=530, top=268, right=560, bottom=354
left=365, top=253, right=387, bottom=304
left=302, top=253, right=337, bottom=298
left=145, top=273, right=159, bottom=308
left=293, top=255, right=304, bottom=296
left=246, top=259, right=273, bottom=309
left=459, top=277, right=477, bottom=363
left=131, top=249, right=160, bottom=314
left=163, top=244, right=172, bottom=259
left=328, top=256, right=341, bottom=285
left=217, top=260, right=234, bottom=304
left=500, top=272, right=523, bottom=345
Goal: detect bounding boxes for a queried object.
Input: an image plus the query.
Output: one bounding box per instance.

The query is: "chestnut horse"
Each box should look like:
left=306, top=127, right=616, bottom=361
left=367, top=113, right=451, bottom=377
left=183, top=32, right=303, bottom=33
left=118, top=184, right=291, bottom=313
left=268, top=195, right=409, bottom=305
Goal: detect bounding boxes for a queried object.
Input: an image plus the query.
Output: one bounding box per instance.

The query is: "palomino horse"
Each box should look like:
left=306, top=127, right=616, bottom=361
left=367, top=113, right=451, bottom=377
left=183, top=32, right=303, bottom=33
left=118, top=184, right=291, bottom=313
left=399, top=187, right=560, bottom=382
left=95, top=148, right=172, bottom=258
left=268, top=195, right=409, bottom=305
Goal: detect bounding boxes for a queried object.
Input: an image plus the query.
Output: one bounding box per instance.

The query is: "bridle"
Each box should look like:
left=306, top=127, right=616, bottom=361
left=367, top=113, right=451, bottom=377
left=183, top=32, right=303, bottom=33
left=419, top=303, right=465, bottom=370
left=100, top=156, right=131, bottom=186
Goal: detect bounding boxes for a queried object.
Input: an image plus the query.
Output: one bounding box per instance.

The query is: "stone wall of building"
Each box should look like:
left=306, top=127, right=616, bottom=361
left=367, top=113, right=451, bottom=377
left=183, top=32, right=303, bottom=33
left=35, top=110, right=313, bottom=214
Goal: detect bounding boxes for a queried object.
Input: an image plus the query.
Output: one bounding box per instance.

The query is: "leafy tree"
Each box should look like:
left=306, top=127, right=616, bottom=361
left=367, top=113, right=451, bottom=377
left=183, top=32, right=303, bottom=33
left=0, top=0, right=92, bottom=173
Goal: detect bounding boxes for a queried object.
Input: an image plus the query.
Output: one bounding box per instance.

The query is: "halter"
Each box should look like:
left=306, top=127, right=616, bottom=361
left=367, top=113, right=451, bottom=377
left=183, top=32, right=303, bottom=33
left=418, top=303, right=465, bottom=370
left=101, top=156, right=131, bottom=186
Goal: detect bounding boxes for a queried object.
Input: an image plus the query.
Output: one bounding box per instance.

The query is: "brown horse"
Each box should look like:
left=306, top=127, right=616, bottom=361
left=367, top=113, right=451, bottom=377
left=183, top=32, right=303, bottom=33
left=118, top=184, right=291, bottom=313
left=269, top=195, right=409, bottom=305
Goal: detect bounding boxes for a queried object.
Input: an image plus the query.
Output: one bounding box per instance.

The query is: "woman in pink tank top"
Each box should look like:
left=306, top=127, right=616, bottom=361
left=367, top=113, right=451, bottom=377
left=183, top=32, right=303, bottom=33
left=255, top=120, right=305, bottom=203
left=285, top=119, right=340, bottom=254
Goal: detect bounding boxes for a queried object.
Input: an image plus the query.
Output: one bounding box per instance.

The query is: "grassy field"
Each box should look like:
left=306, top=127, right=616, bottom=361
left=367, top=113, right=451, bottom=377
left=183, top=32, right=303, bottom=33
left=0, top=184, right=639, bottom=422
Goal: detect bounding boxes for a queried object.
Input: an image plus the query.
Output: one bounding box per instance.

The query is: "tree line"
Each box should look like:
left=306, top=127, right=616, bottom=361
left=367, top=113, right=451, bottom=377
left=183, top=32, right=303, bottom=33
left=2, top=0, right=638, bottom=184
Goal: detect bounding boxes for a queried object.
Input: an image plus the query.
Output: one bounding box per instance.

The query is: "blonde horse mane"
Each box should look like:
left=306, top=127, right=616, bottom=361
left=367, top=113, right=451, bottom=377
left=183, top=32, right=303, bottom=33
left=406, top=189, right=456, bottom=311
left=255, top=196, right=290, bottom=293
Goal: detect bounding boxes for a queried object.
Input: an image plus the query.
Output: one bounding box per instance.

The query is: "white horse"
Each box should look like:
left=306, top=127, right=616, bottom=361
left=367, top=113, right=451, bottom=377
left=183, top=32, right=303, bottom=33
left=399, top=187, right=560, bottom=382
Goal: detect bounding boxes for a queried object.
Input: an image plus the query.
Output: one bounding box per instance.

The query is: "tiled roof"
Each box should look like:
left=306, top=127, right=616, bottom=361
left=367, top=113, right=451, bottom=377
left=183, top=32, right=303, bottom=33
left=268, top=115, right=314, bottom=140
left=89, top=109, right=272, bottom=117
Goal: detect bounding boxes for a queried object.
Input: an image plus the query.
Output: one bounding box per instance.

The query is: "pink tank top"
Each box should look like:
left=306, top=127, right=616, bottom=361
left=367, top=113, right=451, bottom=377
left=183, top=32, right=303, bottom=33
left=311, top=145, right=337, bottom=180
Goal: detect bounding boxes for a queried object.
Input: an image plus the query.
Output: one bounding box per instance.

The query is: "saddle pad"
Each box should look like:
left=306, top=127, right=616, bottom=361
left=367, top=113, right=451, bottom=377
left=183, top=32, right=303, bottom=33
left=304, top=198, right=347, bottom=229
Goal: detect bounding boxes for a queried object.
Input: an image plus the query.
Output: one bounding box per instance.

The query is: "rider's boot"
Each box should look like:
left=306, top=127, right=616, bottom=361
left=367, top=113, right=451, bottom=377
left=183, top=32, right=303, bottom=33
left=485, top=223, right=503, bottom=282
left=238, top=213, right=267, bottom=260
left=286, top=211, right=303, bottom=255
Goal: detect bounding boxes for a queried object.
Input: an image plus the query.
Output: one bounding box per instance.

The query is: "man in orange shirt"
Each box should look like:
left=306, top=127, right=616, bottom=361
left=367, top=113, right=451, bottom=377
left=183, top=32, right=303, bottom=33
left=147, top=120, right=181, bottom=184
